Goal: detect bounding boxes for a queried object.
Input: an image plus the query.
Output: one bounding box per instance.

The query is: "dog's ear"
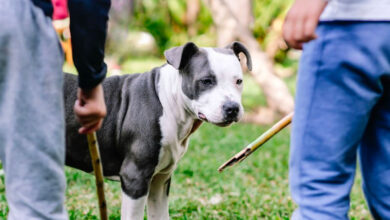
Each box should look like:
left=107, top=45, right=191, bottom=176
left=164, top=42, right=199, bottom=70
left=226, top=41, right=252, bottom=71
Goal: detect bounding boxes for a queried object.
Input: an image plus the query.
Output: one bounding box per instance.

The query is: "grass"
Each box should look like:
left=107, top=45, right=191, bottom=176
left=0, top=57, right=371, bottom=219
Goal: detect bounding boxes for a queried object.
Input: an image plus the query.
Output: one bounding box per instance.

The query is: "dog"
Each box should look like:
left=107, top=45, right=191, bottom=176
left=64, top=42, right=252, bottom=220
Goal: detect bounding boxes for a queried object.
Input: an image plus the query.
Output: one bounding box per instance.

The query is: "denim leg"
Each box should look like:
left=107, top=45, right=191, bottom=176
left=290, top=22, right=390, bottom=220
left=359, top=79, right=390, bottom=219
left=0, top=1, right=67, bottom=219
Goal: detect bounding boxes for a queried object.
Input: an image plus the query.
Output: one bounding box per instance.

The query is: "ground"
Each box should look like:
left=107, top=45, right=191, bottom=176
left=0, top=58, right=370, bottom=219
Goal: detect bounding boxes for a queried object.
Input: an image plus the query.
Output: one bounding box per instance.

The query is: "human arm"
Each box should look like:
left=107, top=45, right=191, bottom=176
left=68, top=0, right=111, bottom=133
left=282, top=0, right=328, bottom=49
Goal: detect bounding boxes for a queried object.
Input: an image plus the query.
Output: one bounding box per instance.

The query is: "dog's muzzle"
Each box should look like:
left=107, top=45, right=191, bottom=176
left=222, top=101, right=240, bottom=122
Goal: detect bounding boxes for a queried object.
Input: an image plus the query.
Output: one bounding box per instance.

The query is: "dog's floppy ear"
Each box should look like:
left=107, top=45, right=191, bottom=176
left=226, top=41, right=252, bottom=71
left=164, top=42, right=199, bottom=70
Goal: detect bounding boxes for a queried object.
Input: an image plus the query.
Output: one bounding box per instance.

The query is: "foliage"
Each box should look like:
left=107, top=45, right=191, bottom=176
left=130, top=0, right=214, bottom=54
left=128, top=0, right=294, bottom=56
left=252, top=0, right=292, bottom=42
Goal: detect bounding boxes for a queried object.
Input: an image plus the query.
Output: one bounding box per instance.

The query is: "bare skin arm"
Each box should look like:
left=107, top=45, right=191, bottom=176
left=74, top=85, right=107, bottom=134
left=283, top=0, right=328, bottom=49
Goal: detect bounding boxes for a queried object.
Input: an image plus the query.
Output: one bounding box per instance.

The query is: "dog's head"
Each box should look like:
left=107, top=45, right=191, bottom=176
left=164, top=42, right=252, bottom=127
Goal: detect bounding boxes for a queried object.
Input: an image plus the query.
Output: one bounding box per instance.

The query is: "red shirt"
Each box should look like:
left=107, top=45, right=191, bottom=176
left=51, top=0, right=68, bottom=20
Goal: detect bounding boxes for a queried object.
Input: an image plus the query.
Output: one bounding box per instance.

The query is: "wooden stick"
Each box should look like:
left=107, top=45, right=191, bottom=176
left=218, top=112, right=294, bottom=172
left=87, top=132, right=108, bottom=220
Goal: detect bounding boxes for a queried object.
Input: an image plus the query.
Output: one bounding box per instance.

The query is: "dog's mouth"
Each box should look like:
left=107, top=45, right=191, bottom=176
left=198, top=112, right=208, bottom=122
left=198, top=112, right=236, bottom=127
left=215, top=121, right=233, bottom=127
left=215, top=120, right=234, bottom=127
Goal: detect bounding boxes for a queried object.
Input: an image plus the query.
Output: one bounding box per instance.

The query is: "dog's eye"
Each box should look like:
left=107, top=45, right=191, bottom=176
left=236, top=79, right=243, bottom=85
left=200, top=78, right=213, bottom=86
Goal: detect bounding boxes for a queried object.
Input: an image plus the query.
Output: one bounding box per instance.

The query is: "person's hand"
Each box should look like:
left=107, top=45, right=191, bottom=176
left=283, top=0, right=328, bottom=49
left=74, top=84, right=107, bottom=134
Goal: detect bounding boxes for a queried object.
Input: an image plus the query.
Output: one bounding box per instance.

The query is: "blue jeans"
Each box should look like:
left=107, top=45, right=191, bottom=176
left=290, top=21, right=390, bottom=220
left=0, top=0, right=67, bottom=219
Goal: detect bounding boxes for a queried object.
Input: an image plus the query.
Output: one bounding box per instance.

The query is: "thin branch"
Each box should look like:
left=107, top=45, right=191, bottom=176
left=87, top=132, right=108, bottom=220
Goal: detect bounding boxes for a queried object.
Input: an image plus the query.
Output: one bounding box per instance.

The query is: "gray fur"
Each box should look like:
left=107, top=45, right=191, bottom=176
left=179, top=49, right=218, bottom=100
left=226, top=41, right=252, bottom=71
left=64, top=41, right=252, bottom=208
left=164, top=42, right=199, bottom=70
left=64, top=68, right=163, bottom=199
left=164, top=46, right=220, bottom=101
left=165, top=178, right=171, bottom=196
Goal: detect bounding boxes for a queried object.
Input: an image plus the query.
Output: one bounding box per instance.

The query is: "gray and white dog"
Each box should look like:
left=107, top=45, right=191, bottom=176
left=64, top=42, right=252, bottom=220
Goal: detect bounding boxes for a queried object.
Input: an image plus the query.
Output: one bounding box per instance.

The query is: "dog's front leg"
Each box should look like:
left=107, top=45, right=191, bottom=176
left=120, top=156, right=155, bottom=220
left=147, top=173, right=172, bottom=220
left=121, top=191, right=147, bottom=220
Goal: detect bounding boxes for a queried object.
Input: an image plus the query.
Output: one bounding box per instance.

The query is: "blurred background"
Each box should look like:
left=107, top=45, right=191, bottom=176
left=64, top=0, right=298, bottom=124
left=0, top=0, right=370, bottom=219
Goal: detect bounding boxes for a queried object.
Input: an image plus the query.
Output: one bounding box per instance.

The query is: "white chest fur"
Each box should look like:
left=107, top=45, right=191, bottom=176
left=155, top=118, right=195, bottom=174
left=155, top=65, right=197, bottom=174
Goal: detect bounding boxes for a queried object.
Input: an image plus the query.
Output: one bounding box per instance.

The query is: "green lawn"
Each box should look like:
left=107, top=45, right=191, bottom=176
left=0, top=58, right=371, bottom=219
left=59, top=123, right=369, bottom=220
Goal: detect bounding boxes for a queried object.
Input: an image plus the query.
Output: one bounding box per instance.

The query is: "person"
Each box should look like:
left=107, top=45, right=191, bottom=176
left=0, top=0, right=110, bottom=219
left=51, top=0, right=73, bottom=65
left=283, top=0, right=390, bottom=219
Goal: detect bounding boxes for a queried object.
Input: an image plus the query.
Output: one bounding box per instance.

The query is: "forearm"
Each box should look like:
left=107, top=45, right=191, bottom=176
left=68, top=0, right=111, bottom=90
left=283, top=0, right=328, bottom=49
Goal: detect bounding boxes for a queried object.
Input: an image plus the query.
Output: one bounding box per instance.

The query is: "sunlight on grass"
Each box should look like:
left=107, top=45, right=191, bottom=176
left=55, top=123, right=369, bottom=219
left=0, top=58, right=370, bottom=219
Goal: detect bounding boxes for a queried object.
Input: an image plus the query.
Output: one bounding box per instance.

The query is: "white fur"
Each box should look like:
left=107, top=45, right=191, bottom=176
left=120, top=64, right=198, bottom=220
left=147, top=174, right=171, bottom=220
left=156, top=64, right=197, bottom=175
left=121, top=192, right=147, bottom=220
left=156, top=49, right=244, bottom=174
left=123, top=64, right=195, bottom=220
left=189, top=48, right=244, bottom=124
left=120, top=49, right=244, bottom=219
left=105, top=175, right=120, bottom=181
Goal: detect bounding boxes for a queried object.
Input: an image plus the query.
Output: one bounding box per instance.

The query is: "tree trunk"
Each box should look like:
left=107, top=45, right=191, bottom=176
left=203, top=0, right=294, bottom=120
left=186, top=0, right=201, bottom=36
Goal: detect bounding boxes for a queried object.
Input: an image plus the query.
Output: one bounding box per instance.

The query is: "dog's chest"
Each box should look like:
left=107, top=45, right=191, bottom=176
left=154, top=117, right=198, bottom=174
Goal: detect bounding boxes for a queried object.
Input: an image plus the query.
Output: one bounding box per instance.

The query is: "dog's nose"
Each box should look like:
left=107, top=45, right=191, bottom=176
left=223, top=102, right=240, bottom=120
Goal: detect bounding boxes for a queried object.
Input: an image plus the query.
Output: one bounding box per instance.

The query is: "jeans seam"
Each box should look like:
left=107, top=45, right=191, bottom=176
left=298, top=25, right=329, bottom=218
